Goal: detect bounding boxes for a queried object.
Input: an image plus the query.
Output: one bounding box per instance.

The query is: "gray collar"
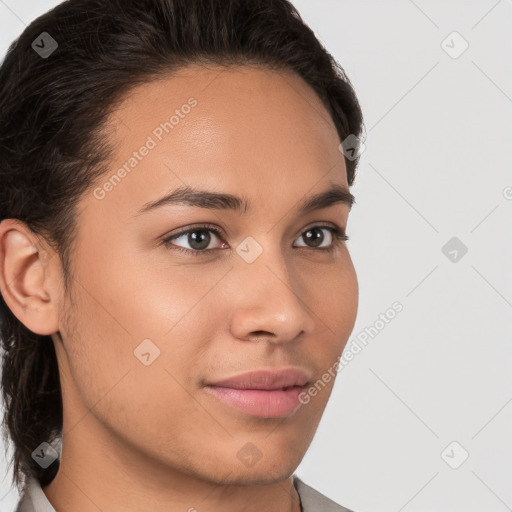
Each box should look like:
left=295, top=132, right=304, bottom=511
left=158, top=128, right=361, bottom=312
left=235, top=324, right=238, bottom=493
left=293, top=475, right=354, bottom=512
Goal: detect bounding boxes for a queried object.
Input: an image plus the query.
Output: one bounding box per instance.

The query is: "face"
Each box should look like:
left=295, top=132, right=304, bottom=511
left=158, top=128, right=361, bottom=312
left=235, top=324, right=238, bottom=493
left=6, top=64, right=358, bottom=486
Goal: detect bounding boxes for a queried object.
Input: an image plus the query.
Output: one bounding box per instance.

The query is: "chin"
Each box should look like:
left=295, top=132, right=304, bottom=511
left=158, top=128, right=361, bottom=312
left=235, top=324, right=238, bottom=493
left=219, top=465, right=298, bottom=487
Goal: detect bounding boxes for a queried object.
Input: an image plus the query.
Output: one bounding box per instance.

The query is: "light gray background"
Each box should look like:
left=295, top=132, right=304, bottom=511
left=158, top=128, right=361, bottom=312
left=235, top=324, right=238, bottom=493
left=1, top=1, right=511, bottom=511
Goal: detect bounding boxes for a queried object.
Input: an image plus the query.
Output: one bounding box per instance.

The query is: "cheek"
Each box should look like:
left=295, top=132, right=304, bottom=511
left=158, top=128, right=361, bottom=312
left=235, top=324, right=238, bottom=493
left=307, top=254, right=358, bottom=342
left=74, top=232, right=220, bottom=337
left=65, top=244, right=227, bottom=398
left=58, top=263, right=212, bottom=450
left=335, top=259, right=359, bottom=339
left=297, top=257, right=357, bottom=411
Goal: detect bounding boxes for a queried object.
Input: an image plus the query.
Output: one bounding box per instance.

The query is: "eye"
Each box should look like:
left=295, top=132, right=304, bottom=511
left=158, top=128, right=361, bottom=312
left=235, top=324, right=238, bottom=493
left=293, top=225, right=349, bottom=251
left=162, top=224, right=226, bottom=255
left=161, top=223, right=348, bottom=256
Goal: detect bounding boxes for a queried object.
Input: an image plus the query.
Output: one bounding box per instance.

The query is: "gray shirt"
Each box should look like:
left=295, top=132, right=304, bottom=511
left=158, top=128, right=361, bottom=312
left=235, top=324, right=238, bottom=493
left=15, top=473, right=353, bottom=512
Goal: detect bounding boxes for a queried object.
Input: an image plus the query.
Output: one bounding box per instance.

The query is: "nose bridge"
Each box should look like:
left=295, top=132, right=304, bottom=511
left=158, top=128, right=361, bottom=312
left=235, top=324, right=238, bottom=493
left=237, top=232, right=295, bottom=294
left=229, top=233, right=315, bottom=340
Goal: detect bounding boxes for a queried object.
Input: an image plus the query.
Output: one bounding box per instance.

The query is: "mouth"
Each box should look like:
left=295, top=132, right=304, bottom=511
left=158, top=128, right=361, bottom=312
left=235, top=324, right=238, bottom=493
left=203, top=368, right=311, bottom=418
left=204, top=385, right=308, bottom=418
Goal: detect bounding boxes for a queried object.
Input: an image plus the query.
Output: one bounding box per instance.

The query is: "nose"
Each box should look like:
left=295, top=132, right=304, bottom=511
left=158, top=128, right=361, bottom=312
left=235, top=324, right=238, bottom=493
left=227, top=244, right=316, bottom=345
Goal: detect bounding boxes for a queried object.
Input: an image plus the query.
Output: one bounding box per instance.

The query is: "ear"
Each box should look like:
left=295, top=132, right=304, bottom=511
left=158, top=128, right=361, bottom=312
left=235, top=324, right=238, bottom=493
left=0, top=218, right=61, bottom=336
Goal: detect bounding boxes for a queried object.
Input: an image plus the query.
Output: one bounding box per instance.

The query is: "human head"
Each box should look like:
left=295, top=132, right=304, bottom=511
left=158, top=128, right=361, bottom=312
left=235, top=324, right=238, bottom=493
left=0, top=0, right=364, bottom=494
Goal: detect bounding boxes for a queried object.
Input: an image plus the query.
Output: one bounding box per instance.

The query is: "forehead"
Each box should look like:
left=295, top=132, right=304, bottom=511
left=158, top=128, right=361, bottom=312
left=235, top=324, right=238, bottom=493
left=87, top=64, right=348, bottom=220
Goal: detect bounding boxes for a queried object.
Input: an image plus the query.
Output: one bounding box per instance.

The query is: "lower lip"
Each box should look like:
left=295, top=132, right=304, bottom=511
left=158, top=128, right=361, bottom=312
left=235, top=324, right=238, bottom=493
left=204, top=385, right=306, bottom=418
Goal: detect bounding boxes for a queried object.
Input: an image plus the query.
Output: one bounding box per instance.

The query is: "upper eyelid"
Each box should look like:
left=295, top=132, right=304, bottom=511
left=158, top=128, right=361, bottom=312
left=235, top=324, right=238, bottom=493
left=164, top=224, right=223, bottom=242
left=165, top=222, right=344, bottom=240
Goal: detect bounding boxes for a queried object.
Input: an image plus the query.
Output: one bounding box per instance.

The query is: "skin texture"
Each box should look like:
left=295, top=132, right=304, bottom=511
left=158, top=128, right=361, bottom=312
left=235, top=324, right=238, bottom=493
left=0, top=64, right=358, bottom=512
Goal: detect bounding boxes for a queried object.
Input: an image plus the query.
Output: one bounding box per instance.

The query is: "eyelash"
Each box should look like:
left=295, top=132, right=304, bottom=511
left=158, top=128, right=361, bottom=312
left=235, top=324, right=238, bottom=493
left=161, top=223, right=349, bottom=257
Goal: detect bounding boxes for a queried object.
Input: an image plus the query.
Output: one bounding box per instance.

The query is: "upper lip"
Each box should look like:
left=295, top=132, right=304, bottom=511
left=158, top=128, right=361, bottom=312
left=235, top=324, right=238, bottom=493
left=205, top=368, right=311, bottom=390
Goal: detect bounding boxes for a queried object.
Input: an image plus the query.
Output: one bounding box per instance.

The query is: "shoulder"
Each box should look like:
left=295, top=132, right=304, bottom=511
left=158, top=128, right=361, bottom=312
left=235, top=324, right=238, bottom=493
left=293, top=474, right=354, bottom=512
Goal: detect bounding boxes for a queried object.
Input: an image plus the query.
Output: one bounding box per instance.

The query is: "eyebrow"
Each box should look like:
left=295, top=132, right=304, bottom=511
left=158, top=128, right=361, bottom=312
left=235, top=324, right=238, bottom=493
left=134, top=183, right=355, bottom=217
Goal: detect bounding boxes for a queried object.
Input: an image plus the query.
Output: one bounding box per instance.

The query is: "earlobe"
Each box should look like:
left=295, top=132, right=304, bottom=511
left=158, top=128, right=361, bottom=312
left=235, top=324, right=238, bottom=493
left=0, top=219, right=60, bottom=336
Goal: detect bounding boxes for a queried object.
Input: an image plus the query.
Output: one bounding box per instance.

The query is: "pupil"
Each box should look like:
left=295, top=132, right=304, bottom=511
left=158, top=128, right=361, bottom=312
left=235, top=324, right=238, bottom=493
left=189, top=230, right=210, bottom=250
left=305, top=228, right=323, bottom=247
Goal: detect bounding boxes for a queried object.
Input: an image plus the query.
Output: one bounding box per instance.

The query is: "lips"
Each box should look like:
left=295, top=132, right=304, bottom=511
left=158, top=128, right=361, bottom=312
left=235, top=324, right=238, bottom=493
left=204, top=368, right=311, bottom=418
left=206, top=368, right=310, bottom=390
